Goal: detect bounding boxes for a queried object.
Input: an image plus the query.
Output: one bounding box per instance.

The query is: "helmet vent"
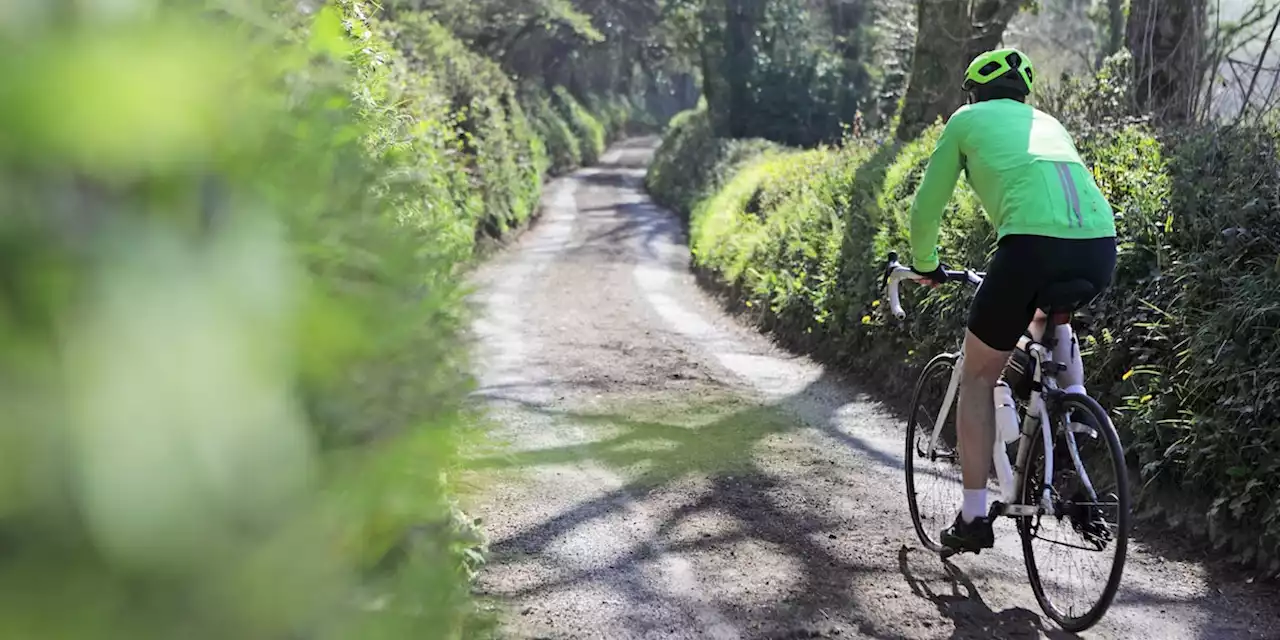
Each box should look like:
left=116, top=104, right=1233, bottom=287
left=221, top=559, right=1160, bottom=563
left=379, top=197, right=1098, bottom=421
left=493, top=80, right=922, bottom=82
left=1007, top=52, right=1022, bottom=67
left=979, top=61, right=1001, bottom=76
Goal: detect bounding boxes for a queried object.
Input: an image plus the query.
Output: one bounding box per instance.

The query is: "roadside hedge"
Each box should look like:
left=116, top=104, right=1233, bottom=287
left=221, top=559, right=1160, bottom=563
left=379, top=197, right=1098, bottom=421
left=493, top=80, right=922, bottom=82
left=0, top=1, right=653, bottom=637
left=388, top=13, right=548, bottom=238
left=645, top=107, right=783, bottom=219
left=522, top=85, right=641, bottom=176
left=524, top=86, right=585, bottom=175
left=553, top=85, right=608, bottom=166
left=647, top=71, right=1280, bottom=577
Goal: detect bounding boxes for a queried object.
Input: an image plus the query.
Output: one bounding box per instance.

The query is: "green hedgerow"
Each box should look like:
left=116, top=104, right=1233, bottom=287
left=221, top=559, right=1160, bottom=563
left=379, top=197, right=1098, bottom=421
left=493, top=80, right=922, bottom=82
left=646, top=107, right=782, bottom=219
left=388, top=14, right=547, bottom=236
left=552, top=86, right=606, bottom=166
left=523, top=86, right=583, bottom=174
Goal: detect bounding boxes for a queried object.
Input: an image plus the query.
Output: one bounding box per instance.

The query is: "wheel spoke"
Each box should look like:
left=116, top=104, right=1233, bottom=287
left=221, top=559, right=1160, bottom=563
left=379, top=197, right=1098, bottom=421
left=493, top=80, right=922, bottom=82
left=905, top=356, right=964, bottom=553
left=1020, top=394, right=1130, bottom=632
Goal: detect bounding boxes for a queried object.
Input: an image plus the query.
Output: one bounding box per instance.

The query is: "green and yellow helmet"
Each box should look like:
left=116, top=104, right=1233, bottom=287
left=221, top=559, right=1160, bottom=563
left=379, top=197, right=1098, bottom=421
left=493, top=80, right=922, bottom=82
left=962, top=47, right=1035, bottom=96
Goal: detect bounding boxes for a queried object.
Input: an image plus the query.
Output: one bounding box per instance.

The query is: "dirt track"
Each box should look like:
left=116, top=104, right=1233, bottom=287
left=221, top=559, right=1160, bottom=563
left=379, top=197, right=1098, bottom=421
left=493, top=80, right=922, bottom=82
left=464, top=138, right=1280, bottom=639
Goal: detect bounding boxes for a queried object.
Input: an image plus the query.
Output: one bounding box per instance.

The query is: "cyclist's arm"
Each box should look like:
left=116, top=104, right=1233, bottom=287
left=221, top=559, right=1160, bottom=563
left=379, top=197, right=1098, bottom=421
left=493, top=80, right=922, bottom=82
left=909, top=115, right=966, bottom=272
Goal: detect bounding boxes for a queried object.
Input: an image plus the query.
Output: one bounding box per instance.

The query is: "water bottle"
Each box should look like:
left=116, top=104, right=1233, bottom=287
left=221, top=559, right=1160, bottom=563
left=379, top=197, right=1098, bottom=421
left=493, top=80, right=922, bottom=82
left=994, top=382, right=1020, bottom=444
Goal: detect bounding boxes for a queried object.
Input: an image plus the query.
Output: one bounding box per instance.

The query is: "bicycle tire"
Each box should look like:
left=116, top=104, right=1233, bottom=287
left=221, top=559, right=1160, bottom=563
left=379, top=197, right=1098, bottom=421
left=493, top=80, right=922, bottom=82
left=1018, top=392, right=1130, bottom=632
left=904, top=353, right=962, bottom=553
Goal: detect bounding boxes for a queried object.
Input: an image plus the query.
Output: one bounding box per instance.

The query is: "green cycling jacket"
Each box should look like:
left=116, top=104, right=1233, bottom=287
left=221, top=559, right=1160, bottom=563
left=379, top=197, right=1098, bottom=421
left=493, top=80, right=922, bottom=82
left=909, top=99, right=1117, bottom=272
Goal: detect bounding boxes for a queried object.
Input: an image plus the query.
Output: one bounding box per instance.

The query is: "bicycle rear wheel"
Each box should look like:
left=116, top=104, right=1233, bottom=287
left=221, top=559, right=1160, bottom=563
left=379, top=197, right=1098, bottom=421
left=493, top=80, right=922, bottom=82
left=905, top=353, right=964, bottom=553
left=1018, top=392, right=1130, bottom=632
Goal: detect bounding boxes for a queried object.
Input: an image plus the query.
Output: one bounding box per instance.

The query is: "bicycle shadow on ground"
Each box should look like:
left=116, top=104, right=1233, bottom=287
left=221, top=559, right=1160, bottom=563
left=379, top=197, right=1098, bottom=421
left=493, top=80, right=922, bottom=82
left=897, top=546, right=1079, bottom=640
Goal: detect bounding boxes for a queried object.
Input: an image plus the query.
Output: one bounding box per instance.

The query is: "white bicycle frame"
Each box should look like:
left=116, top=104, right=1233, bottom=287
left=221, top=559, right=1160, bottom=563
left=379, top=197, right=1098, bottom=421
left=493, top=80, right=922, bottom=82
left=887, top=264, right=1101, bottom=519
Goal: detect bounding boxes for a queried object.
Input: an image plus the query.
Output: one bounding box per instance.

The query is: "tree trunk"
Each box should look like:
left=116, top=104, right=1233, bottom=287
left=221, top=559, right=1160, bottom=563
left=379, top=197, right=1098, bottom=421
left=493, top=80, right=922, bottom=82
left=1126, top=0, right=1208, bottom=122
left=967, top=0, right=1022, bottom=57
left=1106, top=0, right=1125, bottom=58
left=895, top=0, right=1022, bottom=141
left=723, top=0, right=764, bottom=137
left=897, top=0, right=971, bottom=141
left=699, top=0, right=731, bottom=134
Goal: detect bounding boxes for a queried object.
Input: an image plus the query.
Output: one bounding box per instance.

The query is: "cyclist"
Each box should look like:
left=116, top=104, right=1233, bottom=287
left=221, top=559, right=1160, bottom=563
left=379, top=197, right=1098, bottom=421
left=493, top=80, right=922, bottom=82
left=906, top=48, right=1117, bottom=554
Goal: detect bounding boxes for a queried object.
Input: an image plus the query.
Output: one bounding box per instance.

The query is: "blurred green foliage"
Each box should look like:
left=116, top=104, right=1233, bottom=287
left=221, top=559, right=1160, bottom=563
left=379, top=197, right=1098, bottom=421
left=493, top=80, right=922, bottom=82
left=586, top=93, right=636, bottom=144
left=0, top=0, right=671, bottom=637
left=648, top=58, right=1280, bottom=577
left=645, top=107, right=782, bottom=220
left=389, top=0, right=699, bottom=124
left=523, top=86, right=585, bottom=174
left=693, top=0, right=872, bottom=146
left=552, top=86, right=607, bottom=166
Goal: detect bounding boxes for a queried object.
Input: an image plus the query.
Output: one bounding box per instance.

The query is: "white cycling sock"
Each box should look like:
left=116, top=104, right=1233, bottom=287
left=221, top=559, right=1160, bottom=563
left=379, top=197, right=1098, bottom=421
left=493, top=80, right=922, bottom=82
left=961, top=489, right=988, bottom=523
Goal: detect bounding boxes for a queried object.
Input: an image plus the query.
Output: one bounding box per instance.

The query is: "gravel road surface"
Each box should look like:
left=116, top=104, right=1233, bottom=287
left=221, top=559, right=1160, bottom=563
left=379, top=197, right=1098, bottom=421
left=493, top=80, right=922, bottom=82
left=464, top=138, right=1280, bottom=640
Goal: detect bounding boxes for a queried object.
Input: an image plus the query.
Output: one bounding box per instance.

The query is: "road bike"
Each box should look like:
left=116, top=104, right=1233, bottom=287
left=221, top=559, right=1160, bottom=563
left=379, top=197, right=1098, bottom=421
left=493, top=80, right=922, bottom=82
left=882, top=251, right=1130, bottom=633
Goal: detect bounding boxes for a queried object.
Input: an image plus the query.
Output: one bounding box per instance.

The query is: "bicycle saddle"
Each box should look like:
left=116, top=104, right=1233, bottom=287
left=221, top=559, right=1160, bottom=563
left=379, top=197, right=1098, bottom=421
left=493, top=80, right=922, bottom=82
left=1035, top=279, right=1098, bottom=314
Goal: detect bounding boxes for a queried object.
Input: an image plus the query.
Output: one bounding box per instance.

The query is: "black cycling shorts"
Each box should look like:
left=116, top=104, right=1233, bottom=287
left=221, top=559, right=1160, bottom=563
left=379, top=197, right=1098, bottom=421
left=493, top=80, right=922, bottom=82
left=968, top=234, right=1117, bottom=351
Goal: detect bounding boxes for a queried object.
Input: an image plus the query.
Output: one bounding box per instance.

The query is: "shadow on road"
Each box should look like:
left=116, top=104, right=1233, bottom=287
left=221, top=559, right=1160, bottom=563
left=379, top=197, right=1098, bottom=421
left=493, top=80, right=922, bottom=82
left=467, top=391, right=903, bottom=638
left=897, top=546, right=1079, bottom=640
left=469, top=375, right=1070, bottom=638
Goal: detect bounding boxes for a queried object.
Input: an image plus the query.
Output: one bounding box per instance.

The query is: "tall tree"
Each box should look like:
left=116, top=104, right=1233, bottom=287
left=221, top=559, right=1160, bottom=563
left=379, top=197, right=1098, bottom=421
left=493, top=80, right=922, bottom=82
left=895, top=0, right=1023, bottom=140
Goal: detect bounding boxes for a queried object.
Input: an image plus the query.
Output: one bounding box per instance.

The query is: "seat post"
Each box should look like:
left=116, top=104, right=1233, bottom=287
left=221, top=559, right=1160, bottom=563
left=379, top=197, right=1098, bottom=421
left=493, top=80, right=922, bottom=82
left=1036, top=278, right=1095, bottom=360
left=1041, top=310, right=1071, bottom=352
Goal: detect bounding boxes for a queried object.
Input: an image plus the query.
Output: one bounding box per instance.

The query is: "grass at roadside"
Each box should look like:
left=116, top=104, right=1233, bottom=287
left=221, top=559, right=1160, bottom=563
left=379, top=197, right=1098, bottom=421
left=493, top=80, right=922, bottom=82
left=465, top=392, right=792, bottom=489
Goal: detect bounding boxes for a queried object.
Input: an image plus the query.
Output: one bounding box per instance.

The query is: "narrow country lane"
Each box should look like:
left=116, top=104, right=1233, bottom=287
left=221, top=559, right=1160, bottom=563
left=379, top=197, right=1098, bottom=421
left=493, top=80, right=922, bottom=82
left=464, top=138, right=1280, bottom=640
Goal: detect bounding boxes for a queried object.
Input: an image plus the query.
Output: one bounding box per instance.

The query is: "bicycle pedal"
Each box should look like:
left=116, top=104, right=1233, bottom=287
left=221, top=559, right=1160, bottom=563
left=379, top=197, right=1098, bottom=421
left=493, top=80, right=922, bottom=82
left=939, top=545, right=983, bottom=559
left=988, top=501, right=1006, bottom=519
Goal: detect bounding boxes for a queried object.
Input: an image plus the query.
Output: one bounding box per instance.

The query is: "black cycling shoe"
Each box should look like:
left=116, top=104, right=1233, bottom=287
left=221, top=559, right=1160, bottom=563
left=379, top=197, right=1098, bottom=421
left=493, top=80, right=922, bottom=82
left=940, top=513, right=995, bottom=555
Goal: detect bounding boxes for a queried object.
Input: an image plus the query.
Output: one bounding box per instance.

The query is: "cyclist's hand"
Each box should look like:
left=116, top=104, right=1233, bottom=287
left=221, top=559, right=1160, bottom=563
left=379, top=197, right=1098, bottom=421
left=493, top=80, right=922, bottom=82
left=911, top=264, right=948, bottom=288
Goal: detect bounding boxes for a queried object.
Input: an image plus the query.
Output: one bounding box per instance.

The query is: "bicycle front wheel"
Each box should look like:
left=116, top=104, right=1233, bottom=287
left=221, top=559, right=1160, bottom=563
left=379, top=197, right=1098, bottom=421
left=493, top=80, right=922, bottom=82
left=904, top=353, right=964, bottom=553
left=1019, top=392, right=1130, bottom=632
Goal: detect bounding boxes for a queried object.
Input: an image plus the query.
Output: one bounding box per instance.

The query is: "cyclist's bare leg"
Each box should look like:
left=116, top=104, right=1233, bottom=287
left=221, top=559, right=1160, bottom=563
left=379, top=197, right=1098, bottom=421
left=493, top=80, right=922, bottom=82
left=1027, top=309, right=1048, bottom=342
left=958, top=329, right=1012, bottom=496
